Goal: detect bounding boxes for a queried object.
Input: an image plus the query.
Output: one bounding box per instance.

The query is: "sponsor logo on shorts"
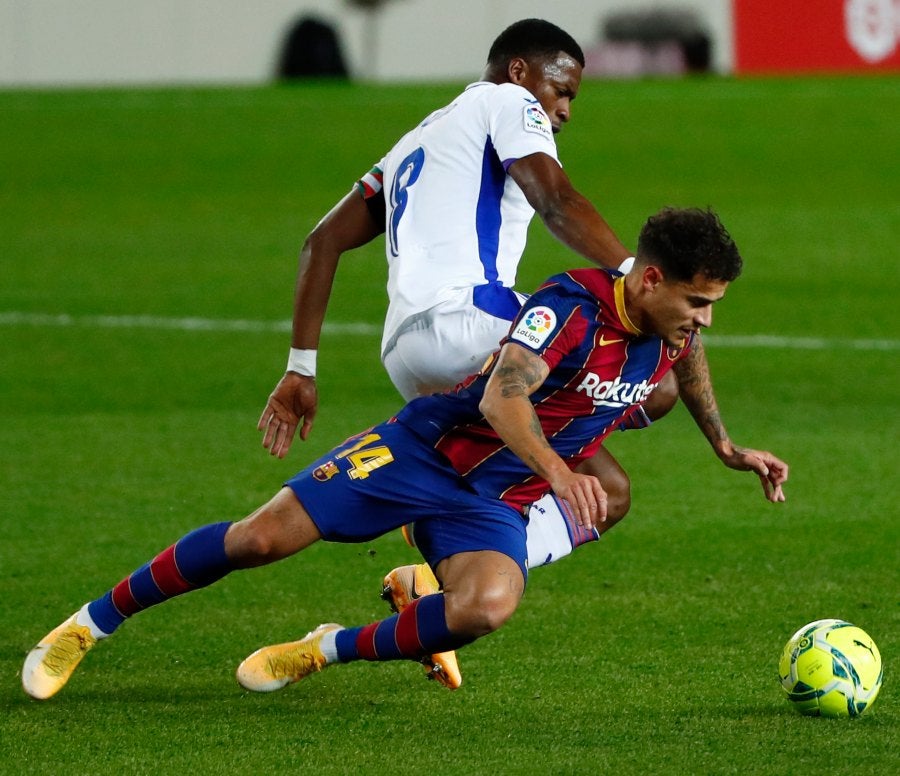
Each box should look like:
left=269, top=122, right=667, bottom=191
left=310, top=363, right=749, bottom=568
left=523, top=104, right=552, bottom=138
left=575, top=372, right=658, bottom=408
left=511, top=306, right=557, bottom=348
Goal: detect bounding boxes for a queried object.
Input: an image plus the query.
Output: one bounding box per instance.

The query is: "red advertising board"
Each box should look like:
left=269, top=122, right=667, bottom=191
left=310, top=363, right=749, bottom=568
left=734, top=0, right=900, bottom=72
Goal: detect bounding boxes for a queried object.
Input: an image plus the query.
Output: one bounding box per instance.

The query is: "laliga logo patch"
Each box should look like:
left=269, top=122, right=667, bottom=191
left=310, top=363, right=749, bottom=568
left=511, top=306, right=557, bottom=348
left=523, top=104, right=552, bottom=137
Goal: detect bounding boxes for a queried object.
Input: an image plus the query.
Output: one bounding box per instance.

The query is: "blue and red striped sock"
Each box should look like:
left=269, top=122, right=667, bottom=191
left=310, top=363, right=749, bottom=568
left=86, top=521, right=233, bottom=635
left=332, top=594, right=471, bottom=663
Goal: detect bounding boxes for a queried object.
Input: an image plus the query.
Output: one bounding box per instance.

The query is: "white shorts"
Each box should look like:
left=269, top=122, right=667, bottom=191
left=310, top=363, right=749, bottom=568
left=382, top=301, right=518, bottom=401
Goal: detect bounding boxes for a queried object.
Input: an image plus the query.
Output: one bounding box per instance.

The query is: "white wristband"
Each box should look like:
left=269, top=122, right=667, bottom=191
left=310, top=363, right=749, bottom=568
left=287, top=348, right=317, bottom=377
left=617, top=256, right=636, bottom=274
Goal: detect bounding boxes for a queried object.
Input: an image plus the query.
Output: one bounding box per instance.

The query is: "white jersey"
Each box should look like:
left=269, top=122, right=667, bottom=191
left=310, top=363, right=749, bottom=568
left=366, top=81, right=560, bottom=359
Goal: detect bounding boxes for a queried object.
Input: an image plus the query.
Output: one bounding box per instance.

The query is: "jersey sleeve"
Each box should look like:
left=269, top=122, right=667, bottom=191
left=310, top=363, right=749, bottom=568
left=486, top=84, right=560, bottom=171
left=355, top=160, right=386, bottom=223
left=356, top=160, right=384, bottom=199
left=505, top=282, right=587, bottom=371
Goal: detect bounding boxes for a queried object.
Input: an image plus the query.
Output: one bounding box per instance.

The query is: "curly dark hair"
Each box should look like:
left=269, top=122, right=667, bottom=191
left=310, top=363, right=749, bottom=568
left=487, top=19, right=585, bottom=68
left=637, top=207, right=742, bottom=282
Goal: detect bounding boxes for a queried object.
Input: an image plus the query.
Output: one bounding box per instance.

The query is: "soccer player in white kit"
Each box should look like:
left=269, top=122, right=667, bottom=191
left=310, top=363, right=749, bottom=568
left=378, top=74, right=569, bottom=399
left=257, top=19, right=678, bottom=686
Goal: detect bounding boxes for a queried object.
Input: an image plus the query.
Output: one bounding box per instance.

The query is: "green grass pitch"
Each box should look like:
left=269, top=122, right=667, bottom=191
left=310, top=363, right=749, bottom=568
left=1, top=74, right=898, bottom=774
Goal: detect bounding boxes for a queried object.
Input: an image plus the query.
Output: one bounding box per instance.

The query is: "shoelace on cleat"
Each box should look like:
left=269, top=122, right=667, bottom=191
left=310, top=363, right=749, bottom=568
left=265, top=648, right=324, bottom=681
left=42, top=627, right=95, bottom=677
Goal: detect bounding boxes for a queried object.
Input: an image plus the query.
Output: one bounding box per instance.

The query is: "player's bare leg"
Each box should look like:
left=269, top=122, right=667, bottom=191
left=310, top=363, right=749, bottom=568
left=238, top=549, right=523, bottom=692
left=23, top=488, right=320, bottom=700
left=574, top=445, right=630, bottom=534
left=378, top=376, right=680, bottom=686
left=435, top=550, right=524, bottom=636
left=377, top=446, right=629, bottom=689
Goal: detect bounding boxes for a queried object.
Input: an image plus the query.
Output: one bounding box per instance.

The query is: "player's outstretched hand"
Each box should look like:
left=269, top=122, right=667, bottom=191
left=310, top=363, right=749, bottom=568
left=550, top=470, right=608, bottom=530
left=257, top=372, right=318, bottom=458
left=721, top=446, right=789, bottom=503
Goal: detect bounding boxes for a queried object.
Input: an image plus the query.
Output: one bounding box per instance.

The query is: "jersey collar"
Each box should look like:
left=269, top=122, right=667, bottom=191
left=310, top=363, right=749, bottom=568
left=614, top=275, right=642, bottom=335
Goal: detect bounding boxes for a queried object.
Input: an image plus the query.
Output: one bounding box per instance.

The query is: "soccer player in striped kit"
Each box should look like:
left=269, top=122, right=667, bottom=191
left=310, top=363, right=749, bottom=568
left=259, top=18, right=680, bottom=685
left=23, top=207, right=788, bottom=700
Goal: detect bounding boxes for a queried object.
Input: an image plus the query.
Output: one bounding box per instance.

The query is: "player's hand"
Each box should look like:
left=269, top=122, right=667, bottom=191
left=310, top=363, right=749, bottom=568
left=549, top=470, right=608, bottom=530
left=257, top=372, right=318, bottom=458
left=721, top=446, right=789, bottom=503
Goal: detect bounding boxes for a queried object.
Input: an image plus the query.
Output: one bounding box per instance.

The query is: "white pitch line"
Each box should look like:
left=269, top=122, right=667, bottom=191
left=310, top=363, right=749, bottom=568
left=0, top=311, right=380, bottom=336
left=702, top=334, right=900, bottom=352
left=0, top=311, right=897, bottom=351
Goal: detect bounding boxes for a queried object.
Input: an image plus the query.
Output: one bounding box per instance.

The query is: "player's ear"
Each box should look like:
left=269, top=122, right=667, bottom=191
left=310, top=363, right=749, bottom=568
left=507, top=57, right=529, bottom=84
left=642, top=264, right=664, bottom=292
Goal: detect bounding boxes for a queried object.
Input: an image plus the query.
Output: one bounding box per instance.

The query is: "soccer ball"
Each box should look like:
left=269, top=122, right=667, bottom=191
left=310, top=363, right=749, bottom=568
left=778, top=619, right=882, bottom=717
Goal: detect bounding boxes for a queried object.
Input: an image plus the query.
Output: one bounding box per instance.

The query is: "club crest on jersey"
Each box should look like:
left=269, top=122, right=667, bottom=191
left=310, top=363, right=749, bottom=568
left=312, top=460, right=340, bottom=482
left=511, top=306, right=557, bottom=348
left=523, top=104, right=552, bottom=138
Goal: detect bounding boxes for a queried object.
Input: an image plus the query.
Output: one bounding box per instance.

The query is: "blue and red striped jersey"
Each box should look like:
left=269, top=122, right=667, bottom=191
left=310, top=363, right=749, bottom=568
left=395, top=268, right=693, bottom=509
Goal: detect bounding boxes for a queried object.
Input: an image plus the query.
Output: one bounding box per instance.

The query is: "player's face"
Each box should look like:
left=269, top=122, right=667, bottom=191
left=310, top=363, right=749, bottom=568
left=520, top=53, right=582, bottom=133
left=645, top=273, right=729, bottom=348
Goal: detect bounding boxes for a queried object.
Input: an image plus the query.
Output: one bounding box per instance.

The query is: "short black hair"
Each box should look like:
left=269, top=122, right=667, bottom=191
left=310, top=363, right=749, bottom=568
left=637, top=207, right=742, bottom=282
left=487, top=19, right=585, bottom=68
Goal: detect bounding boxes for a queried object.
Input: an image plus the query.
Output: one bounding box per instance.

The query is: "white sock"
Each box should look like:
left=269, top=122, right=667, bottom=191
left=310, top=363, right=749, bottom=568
left=318, top=629, right=339, bottom=664
left=525, top=494, right=600, bottom=569
left=75, top=603, right=111, bottom=639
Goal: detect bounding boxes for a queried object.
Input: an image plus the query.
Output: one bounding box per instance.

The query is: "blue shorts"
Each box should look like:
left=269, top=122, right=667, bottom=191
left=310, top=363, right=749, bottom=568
left=285, top=420, right=528, bottom=579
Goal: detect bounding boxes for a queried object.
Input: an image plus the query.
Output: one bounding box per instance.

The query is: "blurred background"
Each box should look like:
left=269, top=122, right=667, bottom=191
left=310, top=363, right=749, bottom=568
left=2, top=3, right=898, bottom=772
left=1, top=0, right=898, bottom=87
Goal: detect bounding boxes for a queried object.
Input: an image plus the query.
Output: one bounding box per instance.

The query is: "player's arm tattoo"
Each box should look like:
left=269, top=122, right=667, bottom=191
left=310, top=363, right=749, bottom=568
left=673, top=338, right=730, bottom=448
left=520, top=403, right=554, bottom=476
left=494, top=356, right=545, bottom=398
left=491, top=348, right=555, bottom=473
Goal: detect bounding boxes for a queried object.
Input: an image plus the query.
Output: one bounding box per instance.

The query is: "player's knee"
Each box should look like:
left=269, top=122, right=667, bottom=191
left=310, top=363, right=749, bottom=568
left=225, top=515, right=294, bottom=568
left=644, top=371, right=679, bottom=421
left=443, top=577, right=522, bottom=638
left=225, top=521, right=275, bottom=567
left=226, top=490, right=319, bottom=568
